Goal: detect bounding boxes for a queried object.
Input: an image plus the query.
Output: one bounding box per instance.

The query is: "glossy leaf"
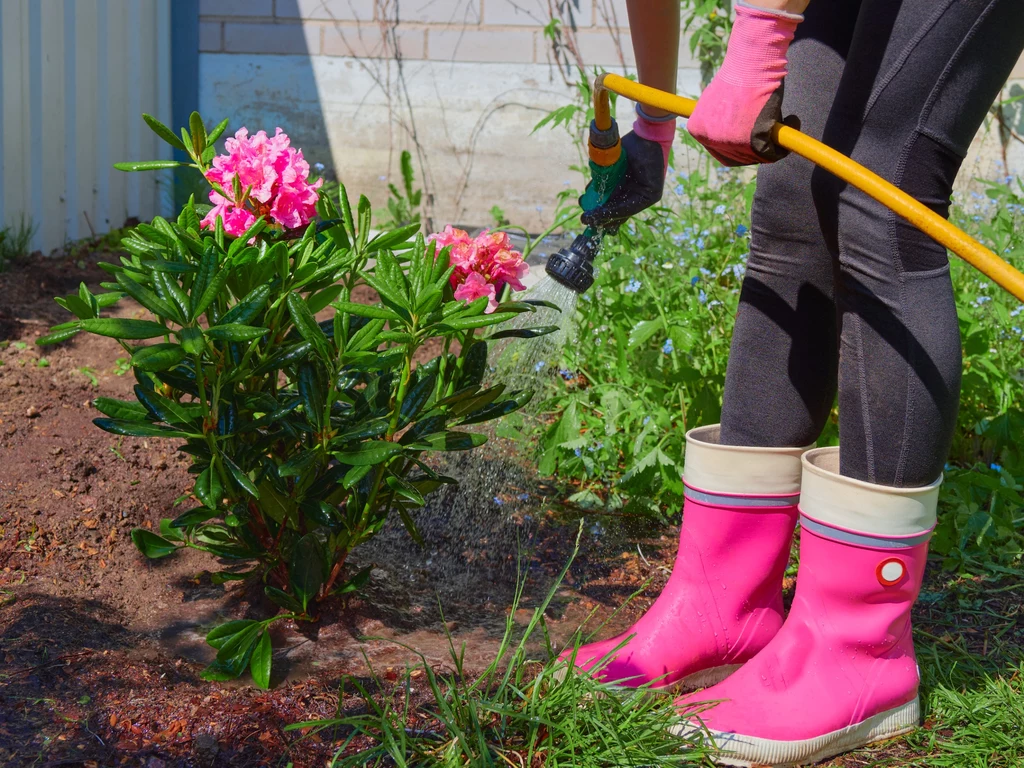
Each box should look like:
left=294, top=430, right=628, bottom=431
left=250, top=631, right=272, bottom=690
left=332, top=440, right=403, bottom=466
left=93, top=418, right=192, bottom=438
left=130, top=529, right=178, bottom=559
left=81, top=318, right=169, bottom=340
left=205, top=323, right=268, bottom=342
left=195, top=465, right=224, bottom=509
left=132, top=343, right=187, bottom=372
left=290, top=533, right=326, bottom=613
left=114, top=160, right=182, bottom=172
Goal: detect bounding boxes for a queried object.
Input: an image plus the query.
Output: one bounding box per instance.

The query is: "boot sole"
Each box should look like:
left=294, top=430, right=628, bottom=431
left=671, top=696, right=919, bottom=767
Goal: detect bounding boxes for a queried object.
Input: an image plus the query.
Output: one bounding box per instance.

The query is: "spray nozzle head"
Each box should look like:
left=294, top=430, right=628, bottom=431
left=545, top=233, right=601, bottom=294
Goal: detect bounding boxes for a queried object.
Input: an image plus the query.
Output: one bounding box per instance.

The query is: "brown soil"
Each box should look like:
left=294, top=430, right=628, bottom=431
left=1, top=248, right=1020, bottom=767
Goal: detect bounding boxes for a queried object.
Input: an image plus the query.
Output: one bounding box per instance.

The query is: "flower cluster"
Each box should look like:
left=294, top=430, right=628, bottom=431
left=427, top=226, right=529, bottom=313
left=202, top=128, right=323, bottom=237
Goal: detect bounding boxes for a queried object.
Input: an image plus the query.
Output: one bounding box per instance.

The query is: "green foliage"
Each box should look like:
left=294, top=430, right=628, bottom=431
left=680, top=0, right=734, bottom=87
left=40, top=112, right=548, bottom=688
left=382, top=150, right=423, bottom=229
left=535, top=150, right=752, bottom=519
left=0, top=216, right=36, bottom=271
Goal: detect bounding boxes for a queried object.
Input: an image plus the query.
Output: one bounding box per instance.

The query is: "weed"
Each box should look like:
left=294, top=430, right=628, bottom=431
left=0, top=216, right=36, bottom=270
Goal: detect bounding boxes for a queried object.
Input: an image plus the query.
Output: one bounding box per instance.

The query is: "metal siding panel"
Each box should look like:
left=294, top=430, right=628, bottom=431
left=156, top=0, right=173, bottom=217
left=137, top=0, right=158, bottom=220
left=28, top=0, right=43, bottom=250
left=40, top=0, right=66, bottom=253
left=95, top=0, right=111, bottom=235
left=75, top=4, right=99, bottom=239
left=5, top=2, right=30, bottom=232
left=126, top=0, right=141, bottom=221
left=105, top=0, right=128, bottom=230
left=63, top=0, right=77, bottom=241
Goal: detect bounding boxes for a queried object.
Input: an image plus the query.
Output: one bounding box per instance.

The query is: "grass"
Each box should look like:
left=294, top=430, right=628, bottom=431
left=290, top=524, right=712, bottom=767
left=283, top=519, right=1023, bottom=767
left=0, top=216, right=36, bottom=270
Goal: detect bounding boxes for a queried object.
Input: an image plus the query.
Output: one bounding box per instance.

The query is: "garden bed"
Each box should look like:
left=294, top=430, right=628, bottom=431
left=1, top=248, right=1021, bottom=767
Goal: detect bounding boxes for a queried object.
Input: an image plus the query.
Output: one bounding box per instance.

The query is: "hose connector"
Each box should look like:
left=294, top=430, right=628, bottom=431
left=545, top=233, right=602, bottom=294
left=588, top=118, right=621, bottom=168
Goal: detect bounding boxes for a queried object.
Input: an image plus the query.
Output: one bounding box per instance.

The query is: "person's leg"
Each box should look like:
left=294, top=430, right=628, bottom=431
left=719, top=0, right=862, bottom=448
left=814, top=0, right=1024, bottom=486
left=677, top=5, right=1024, bottom=764
left=560, top=6, right=868, bottom=689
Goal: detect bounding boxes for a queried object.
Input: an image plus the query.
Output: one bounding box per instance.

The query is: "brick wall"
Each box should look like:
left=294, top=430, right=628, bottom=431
left=196, top=0, right=1024, bottom=231
left=199, top=0, right=694, bottom=69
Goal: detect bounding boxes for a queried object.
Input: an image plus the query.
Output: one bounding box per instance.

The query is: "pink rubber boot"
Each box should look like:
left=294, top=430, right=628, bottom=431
left=675, top=446, right=939, bottom=766
left=560, top=425, right=807, bottom=690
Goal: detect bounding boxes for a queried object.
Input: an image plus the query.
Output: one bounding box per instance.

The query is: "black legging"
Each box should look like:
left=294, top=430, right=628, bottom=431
left=719, top=0, right=1024, bottom=487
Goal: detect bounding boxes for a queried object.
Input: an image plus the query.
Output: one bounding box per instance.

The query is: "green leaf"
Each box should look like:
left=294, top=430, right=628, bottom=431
left=307, top=284, right=344, bottom=315
left=115, top=272, right=178, bottom=319
left=134, top=384, right=200, bottom=424
left=189, top=111, right=207, bottom=156
left=366, top=222, right=421, bottom=253
left=331, top=301, right=400, bottom=322
left=142, top=113, right=188, bottom=152
left=159, top=517, right=185, bottom=542
left=286, top=292, right=331, bottom=359
left=36, top=325, right=82, bottom=346
left=459, top=390, right=533, bottom=425
left=205, top=323, right=268, bottom=342
left=332, top=440, right=403, bottom=466
left=195, top=465, right=224, bottom=508
left=207, top=619, right=260, bottom=650
left=153, top=272, right=191, bottom=321
left=113, top=160, right=182, bottom=172
left=297, top=363, right=327, bottom=430
left=417, top=431, right=487, bottom=452
left=193, top=269, right=229, bottom=320
left=487, top=325, right=558, bottom=340
left=399, top=373, right=437, bottom=426
left=628, top=318, right=665, bottom=350
left=130, top=528, right=178, bottom=559
left=342, top=463, right=373, bottom=488
left=81, top=318, right=169, bottom=340
left=132, top=343, right=187, bottom=372
left=290, top=533, right=326, bottom=613
left=207, top=117, right=230, bottom=143
left=265, top=586, right=303, bottom=613
left=170, top=507, right=219, bottom=528
left=178, top=326, right=206, bottom=356
left=93, top=418, right=192, bottom=438
left=93, top=397, right=151, bottom=421
left=439, top=311, right=517, bottom=332
left=386, top=474, right=425, bottom=507
left=223, top=455, right=259, bottom=498
left=331, top=566, right=372, bottom=597
left=250, top=631, right=272, bottom=690
left=219, top=285, right=271, bottom=325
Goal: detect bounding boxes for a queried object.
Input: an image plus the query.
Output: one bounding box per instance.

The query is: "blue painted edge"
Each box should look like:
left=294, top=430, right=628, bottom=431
left=170, top=0, right=199, bottom=209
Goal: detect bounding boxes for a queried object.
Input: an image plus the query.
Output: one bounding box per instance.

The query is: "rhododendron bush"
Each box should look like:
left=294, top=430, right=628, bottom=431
left=38, top=111, right=554, bottom=688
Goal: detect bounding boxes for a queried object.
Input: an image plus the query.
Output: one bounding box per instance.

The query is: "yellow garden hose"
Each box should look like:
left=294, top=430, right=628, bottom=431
left=595, top=72, right=1024, bottom=304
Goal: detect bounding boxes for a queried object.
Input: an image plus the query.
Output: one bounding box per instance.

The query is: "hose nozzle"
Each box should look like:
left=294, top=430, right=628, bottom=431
left=545, top=233, right=602, bottom=294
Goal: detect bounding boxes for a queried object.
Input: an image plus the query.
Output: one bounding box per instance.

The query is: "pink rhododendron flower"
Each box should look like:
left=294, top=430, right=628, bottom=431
left=200, top=127, right=323, bottom=237
left=427, top=226, right=528, bottom=313
left=453, top=272, right=497, bottom=308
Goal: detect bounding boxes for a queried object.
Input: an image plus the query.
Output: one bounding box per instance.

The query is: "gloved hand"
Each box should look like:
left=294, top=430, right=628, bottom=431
left=686, top=0, right=803, bottom=166
left=580, top=112, right=676, bottom=234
